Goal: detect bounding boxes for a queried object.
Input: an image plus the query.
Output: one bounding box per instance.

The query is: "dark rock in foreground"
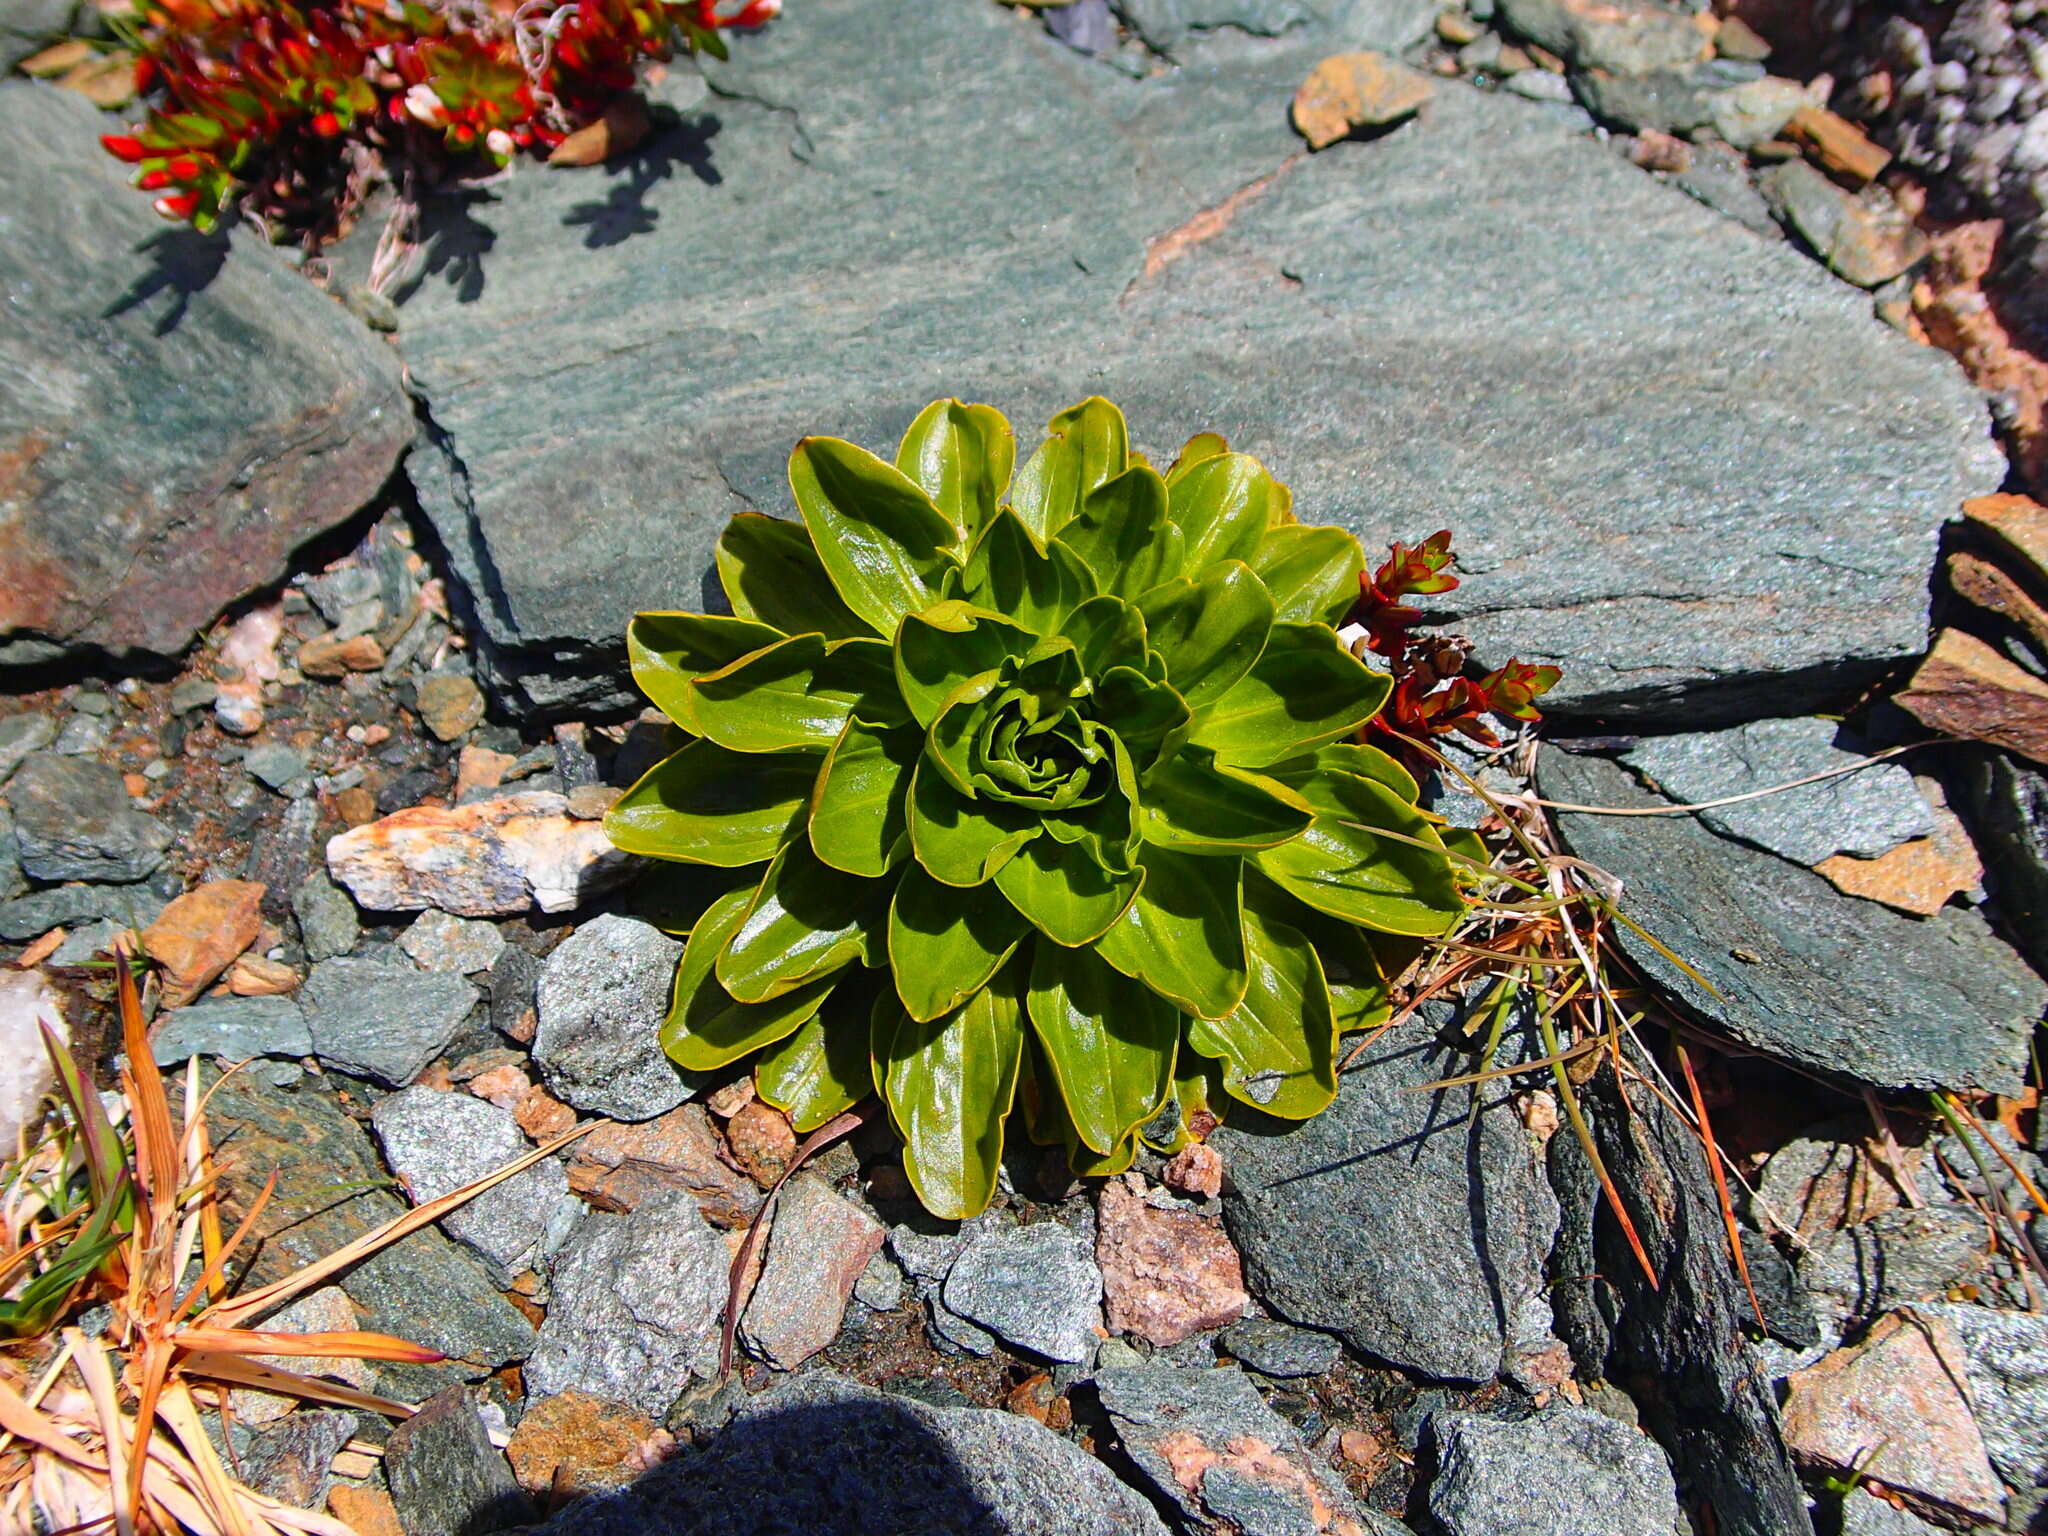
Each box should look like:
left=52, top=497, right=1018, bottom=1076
left=523, top=1370, right=1172, bottom=1535
left=1542, top=747, right=2043, bottom=1093
left=1216, top=1019, right=1557, bottom=1382
left=385, top=0, right=1998, bottom=722
left=0, top=83, right=412, bottom=671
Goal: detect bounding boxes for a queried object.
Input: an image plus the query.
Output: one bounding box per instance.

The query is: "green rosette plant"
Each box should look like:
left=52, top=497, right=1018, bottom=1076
left=606, top=398, right=1465, bottom=1218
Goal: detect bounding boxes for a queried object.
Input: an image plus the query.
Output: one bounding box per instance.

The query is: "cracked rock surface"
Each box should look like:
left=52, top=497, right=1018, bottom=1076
left=366, top=0, right=1998, bottom=722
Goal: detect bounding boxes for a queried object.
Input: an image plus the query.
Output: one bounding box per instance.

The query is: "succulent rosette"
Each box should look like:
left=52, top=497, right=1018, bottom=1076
left=607, top=398, right=1465, bottom=1217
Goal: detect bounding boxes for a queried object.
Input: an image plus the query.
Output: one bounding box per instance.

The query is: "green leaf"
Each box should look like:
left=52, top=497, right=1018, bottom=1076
left=894, top=602, right=1038, bottom=729
left=715, top=839, right=884, bottom=1003
left=907, top=760, right=1038, bottom=887
left=755, top=976, right=877, bottom=1132
left=960, top=507, right=1097, bottom=637
left=607, top=740, right=817, bottom=866
left=1243, top=868, right=1392, bottom=1032
left=689, top=634, right=905, bottom=753
left=1009, top=396, right=1130, bottom=547
left=1312, top=741, right=1423, bottom=802
left=1094, top=844, right=1248, bottom=1019
left=877, top=974, right=1025, bottom=1219
left=1138, top=562, right=1276, bottom=710
left=1092, top=664, right=1193, bottom=769
left=889, top=861, right=1031, bottom=1022
left=1057, top=465, right=1184, bottom=599
left=1164, top=431, right=1229, bottom=490
left=627, top=612, right=787, bottom=733
left=1254, top=760, right=1464, bottom=936
left=994, top=835, right=1142, bottom=947
left=1188, top=621, right=1390, bottom=768
left=895, top=399, right=1015, bottom=544
left=1185, top=903, right=1337, bottom=1119
left=808, top=717, right=919, bottom=877
left=715, top=514, right=869, bottom=640
left=1168, top=452, right=1283, bottom=575
left=1249, top=524, right=1367, bottom=626
left=1140, top=748, right=1313, bottom=854
left=925, top=670, right=1003, bottom=799
left=662, top=887, right=832, bottom=1071
left=1059, top=594, right=1150, bottom=678
left=789, top=435, right=956, bottom=635
left=1025, top=942, right=1178, bottom=1156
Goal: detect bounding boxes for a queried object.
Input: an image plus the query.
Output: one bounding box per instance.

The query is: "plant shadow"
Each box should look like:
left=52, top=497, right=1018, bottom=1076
left=103, top=226, right=233, bottom=336
left=392, top=187, right=501, bottom=306
left=561, top=108, right=723, bottom=250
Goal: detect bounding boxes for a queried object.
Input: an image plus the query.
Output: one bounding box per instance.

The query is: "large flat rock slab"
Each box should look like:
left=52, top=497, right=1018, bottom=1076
left=1542, top=746, right=2044, bottom=1094
left=0, top=83, right=412, bottom=670
left=390, top=0, right=1999, bottom=720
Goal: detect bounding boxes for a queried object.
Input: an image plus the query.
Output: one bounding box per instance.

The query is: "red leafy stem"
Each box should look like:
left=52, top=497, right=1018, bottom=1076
left=1353, top=530, right=1561, bottom=766
left=102, top=0, right=779, bottom=232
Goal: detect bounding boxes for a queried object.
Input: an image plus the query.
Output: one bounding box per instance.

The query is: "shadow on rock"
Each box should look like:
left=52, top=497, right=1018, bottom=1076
left=512, top=1370, right=1169, bottom=1535
left=102, top=226, right=232, bottom=335
left=394, top=187, right=501, bottom=305
left=562, top=110, right=722, bottom=250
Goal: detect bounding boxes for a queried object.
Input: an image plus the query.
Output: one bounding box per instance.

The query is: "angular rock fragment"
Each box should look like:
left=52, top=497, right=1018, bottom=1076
left=1912, top=1303, right=2048, bottom=1490
left=384, top=1387, right=532, bottom=1536
left=1897, top=628, right=2048, bottom=765
left=1095, top=1365, right=1374, bottom=1535
left=1760, top=160, right=1928, bottom=287
left=941, top=1218, right=1103, bottom=1365
left=326, top=791, right=635, bottom=917
left=565, top=1103, right=762, bottom=1226
left=1495, top=0, right=1703, bottom=74
left=1426, top=1406, right=1686, bottom=1536
left=370, top=1086, right=577, bottom=1285
left=1781, top=1310, right=2006, bottom=1526
left=149, top=994, right=311, bottom=1066
left=1292, top=51, right=1434, bottom=148
left=9, top=752, right=170, bottom=883
left=1218, top=1316, right=1342, bottom=1378
left=739, top=1173, right=885, bottom=1369
left=142, top=878, right=265, bottom=1007
left=299, top=956, right=478, bottom=1087
left=506, top=1389, right=667, bottom=1497
left=0, top=84, right=411, bottom=670
left=1096, top=1175, right=1248, bottom=1347
left=533, top=913, right=685, bottom=1120
left=526, top=1190, right=728, bottom=1417
left=397, top=908, right=506, bottom=974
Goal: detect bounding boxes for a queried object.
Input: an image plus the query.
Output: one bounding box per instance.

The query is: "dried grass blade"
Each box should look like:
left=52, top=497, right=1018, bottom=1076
left=1674, top=1043, right=1765, bottom=1332
left=151, top=1380, right=257, bottom=1536
left=65, top=1330, right=136, bottom=1536
left=202, top=1120, right=597, bottom=1330
left=178, top=1351, right=418, bottom=1418
left=114, top=954, right=178, bottom=1233
left=175, top=1327, right=442, bottom=1363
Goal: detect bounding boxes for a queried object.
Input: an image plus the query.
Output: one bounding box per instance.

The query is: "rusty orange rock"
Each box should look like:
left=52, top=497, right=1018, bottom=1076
left=227, top=953, right=299, bottom=996
left=142, top=879, right=265, bottom=1008
left=722, top=1099, right=798, bottom=1188
left=506, top=1388, right=668, bottom=1495
left=1896, top=628, right=2048, bottom=765
left=1291, top=52, right=1433, bottom=150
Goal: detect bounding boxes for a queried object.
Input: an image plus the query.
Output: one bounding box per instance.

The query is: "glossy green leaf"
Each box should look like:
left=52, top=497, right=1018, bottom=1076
left=907, top=760, right=1038, bottom=887
left=790, top=435, right=956, bottom=635
left=1059, top=594, right=1150, bottom=678
left=755, top=976, right=877, bottom=1132
left=1138, top=562, right=1275, bottom=710
left=627, top=612, right=786, bottom=733
left=1139, top=748, right=1314, bottom=854
left=961, top=508, right=1096, bottom=637
left=1092, top=664, right=1192, bottom=770
left=1249, top=524, right=1367, bottom=626
left=1311, top=742, right=1423, bottom=802
left=1164, top=431, right=1228, bottom=490
left=1188, top=621, right=1391, bottom=768
left=606, top=740, right=816, bottom=866
left=894, top=602, right=1038, bottom=729
left=808, top=717, right=919, bottom=877
left=1025, top=942, right=1178, bottom=1155
left=994, top=835, right=1142, bottom=947
left=716, top=839, right=884, bottom=1003
left=1094, top=844, right=1248, bottom=1019
left=662, top=887, right=831, bottom=1071
left=1243, top=868, right=1391, bottom=1033
left=896, top=399, right=1015, bottom=544
left=1168, top=452, right=1282, bottom=575
left=878, top=974, right=1025, bottom=1219
left=889, top=861, right=1030, bottom=1022
left=1057, top=465, right=1184, bottom=599
left=715, top=514, right=869, bottom=640
left=1185, top=903, right=1337, bottom=1119
left=925, top=670, right=1002, bottom=799
left=1254, top=762, right=1464, bottom=936
left=689, top=634, right=904, bottom=753
left=1009, top=396, right=1130, bottom=547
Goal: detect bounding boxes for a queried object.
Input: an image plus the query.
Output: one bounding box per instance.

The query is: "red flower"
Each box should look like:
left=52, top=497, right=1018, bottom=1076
left=310, top=110, right=342, bottom=135
left=101, top=134, right=149, bottom=162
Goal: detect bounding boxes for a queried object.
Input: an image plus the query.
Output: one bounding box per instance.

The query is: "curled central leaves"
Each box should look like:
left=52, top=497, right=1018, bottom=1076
left=608, top=397, right=1466, bottom=1219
